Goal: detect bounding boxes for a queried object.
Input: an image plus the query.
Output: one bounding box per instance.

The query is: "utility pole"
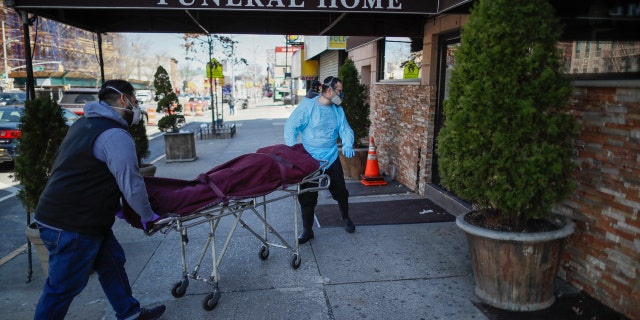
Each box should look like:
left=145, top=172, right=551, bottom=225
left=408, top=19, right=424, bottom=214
left=207, top=34, right=217, bottom=126
left=253, top=35, right=257, bottom=102
left=230, top=37, right=235, bottom=101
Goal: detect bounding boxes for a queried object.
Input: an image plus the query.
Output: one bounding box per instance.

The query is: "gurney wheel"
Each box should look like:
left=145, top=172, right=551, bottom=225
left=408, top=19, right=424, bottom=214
left=259, top=245, right=270, bottom=260
left=203, top=291, right=221, bottom=311
left=290, top=253, right=301, bottom=269
left=171, top=280, right=188, bottom=298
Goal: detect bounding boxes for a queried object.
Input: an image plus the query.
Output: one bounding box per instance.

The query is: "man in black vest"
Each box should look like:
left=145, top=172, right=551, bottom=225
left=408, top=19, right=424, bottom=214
left=34, top=80, right=166, bottom=320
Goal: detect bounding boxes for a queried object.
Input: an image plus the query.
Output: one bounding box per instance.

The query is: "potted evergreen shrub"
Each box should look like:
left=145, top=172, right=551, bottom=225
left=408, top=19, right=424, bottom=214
left=436, top=0, right=580, bottom=311
left=13, top=97, right=69, bottom=277
left=337, top=58, right=371, bottom=179
left=128, top=117, right=156, bottom=176
left=154, top=66, right=196, bottom=162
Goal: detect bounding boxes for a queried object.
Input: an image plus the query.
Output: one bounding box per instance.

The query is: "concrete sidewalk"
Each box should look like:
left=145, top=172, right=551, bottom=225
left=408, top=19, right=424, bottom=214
left=0, top=98, right=485, bottom=319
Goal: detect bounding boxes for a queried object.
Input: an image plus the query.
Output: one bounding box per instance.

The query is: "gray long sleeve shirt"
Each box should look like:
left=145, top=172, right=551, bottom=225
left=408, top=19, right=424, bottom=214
left=85, top=101, right=156, bottom=222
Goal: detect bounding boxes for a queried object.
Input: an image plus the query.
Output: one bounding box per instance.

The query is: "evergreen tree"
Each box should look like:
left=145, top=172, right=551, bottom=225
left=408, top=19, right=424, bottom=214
left=154, top=65, right=183, bottom=132
left=436, top=0, right=580, bottom=231
left=128, top=117, right=149, bottom=166
left=338, top=58, right=370, bottom=146
left=13, top=98, right=68, bottom=213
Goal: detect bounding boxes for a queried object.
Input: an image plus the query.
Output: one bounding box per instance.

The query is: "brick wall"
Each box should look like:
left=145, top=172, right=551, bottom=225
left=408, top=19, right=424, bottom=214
left=556, top=84, right=640, bottom=319
left=369, top=83, right=435, bottom=194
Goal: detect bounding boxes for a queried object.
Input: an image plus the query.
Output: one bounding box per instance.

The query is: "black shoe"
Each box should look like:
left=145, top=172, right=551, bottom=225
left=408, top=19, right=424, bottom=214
left=136, top=305, right=166, bottom=320
left=297, top=230, right=315, bottom=244
left=343, top=218, right=356, bottom=233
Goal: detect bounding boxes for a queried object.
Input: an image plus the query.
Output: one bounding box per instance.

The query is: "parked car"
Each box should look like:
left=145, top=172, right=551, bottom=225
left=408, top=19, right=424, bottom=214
left=0, top=105, right=79, bottom=165
left=59, top=88, right=148, bottom=122
left=136, top=91, right=152, bottom=103
left=0, top=90, right=27, bottom=106
left=58, top=88, right=100, bottom=115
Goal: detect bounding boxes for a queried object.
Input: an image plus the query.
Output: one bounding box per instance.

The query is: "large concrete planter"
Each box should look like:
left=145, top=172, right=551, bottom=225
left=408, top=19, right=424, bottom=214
left=25, top=222, right=49, bottom=276
left=164, top=132, right=197, bottom=162
left=338, top=146, right=368, bottom=180
left=456, top=212, right=575, bottom=311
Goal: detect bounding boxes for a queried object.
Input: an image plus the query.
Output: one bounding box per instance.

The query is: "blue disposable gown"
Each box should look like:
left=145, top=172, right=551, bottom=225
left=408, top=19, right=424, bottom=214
left=284, top=97, right=354, bottom=167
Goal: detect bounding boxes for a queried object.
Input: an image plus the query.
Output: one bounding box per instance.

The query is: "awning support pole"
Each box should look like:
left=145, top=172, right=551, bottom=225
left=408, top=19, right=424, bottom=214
left=20, top=10, right=35, bottom=100
left=97, top=32, right=105, bottom=85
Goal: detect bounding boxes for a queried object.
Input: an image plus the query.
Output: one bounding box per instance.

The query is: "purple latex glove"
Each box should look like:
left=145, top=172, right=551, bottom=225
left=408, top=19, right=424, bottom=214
left=141, top=213, right=161, bottom=231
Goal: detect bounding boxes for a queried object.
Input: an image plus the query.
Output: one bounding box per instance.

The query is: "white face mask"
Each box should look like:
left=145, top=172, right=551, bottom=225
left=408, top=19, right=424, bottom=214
left=330, top=94, right=342, bottom=106
left=106, top=86, right=142, bottom=126
left=130, top=106, right=142, bottom=125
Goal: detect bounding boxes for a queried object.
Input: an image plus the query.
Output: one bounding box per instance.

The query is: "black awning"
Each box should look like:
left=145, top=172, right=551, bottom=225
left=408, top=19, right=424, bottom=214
left=6, top=0, right=638, bottom=40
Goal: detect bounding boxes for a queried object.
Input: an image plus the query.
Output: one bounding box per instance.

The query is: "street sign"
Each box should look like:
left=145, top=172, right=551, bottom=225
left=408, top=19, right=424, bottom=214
left=206, top=58, right=224, bottom=79
left=403, top=61, right=419, bottom=79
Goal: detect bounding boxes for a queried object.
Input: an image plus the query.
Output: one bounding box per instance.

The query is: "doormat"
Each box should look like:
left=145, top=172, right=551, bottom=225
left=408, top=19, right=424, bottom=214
left=315, top=198, right=455, bottom=227
left=472, top=291, right=630, bottom=320
left=345, top=179, right=412, bottom=197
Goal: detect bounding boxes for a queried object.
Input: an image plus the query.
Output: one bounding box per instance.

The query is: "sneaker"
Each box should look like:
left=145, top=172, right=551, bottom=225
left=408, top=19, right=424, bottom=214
left=136, top=305, right=166, bottom=320
left=343, top=218, right=356, bottom=233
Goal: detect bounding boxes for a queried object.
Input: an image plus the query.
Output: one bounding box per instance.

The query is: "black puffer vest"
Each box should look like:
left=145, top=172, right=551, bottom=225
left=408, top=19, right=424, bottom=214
left=35, top=117, right=124, bottom=235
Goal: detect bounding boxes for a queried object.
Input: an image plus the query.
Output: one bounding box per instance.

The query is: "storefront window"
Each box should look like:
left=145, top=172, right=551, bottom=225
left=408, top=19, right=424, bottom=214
left=378, top=37, right=422, bottom=81
left=560, top=41, right=640, bottom=78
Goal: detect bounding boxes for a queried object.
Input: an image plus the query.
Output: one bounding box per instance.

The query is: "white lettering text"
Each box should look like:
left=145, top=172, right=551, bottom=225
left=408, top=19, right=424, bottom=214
left=318, top=0, right=339, bottom=9
left=265, top=0, right=286, bottom=7
left=341, top=0, right=358, bottom=9
left=245, top=0, right=265, bottom=7
left=363, top=0, right=382, bottom=9
left=158, top=0, right=403, bottom=10
left=290, top=0, right=304, bottom=8
left=389, top=0, right=401, bottom=10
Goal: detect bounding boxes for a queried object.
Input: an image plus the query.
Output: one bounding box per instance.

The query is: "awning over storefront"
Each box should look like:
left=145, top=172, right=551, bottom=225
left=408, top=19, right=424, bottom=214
left=6, top=0, right=463, bottom=37
left=7, top=0, right=638, bottom=40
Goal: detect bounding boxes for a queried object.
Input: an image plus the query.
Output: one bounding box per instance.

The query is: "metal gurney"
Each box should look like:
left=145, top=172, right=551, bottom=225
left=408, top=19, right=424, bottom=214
left=122, top=144, right=330, bottom=311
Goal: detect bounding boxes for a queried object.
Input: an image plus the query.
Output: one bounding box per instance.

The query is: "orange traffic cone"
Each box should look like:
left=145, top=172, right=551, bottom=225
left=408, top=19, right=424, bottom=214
left=147, top=106, right=157, bottom=125
left=360, top=137, right=387, bottom=186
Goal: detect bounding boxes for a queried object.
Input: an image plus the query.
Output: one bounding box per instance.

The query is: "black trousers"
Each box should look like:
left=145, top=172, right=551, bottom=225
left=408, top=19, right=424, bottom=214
left=298, top=159, right=349, bottom=231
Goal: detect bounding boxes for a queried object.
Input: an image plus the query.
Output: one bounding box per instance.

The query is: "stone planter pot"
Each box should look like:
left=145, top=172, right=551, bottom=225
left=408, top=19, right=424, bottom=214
left=456, top=212, right=575, bottom=311
left=25, top=222, right=49, bottom=276
left=338, top=146, right=368, bottom=180
left=164, top=132, right=197, bottom=162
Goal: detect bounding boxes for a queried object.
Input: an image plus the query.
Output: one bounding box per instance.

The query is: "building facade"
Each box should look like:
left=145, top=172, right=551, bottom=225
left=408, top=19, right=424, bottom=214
left=347, top=13, right=640, bottom=319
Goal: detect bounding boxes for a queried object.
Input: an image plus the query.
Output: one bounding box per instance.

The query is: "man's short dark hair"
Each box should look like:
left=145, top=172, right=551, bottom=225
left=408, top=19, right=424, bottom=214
left=99, top=80, right=135, bottom=102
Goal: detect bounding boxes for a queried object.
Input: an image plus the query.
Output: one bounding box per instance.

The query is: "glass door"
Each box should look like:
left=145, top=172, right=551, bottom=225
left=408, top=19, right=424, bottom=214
left=431, top=31, right=460, bottom=186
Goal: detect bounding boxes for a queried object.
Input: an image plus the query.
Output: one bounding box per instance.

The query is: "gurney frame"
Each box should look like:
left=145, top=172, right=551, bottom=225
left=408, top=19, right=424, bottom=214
left=151, top=163, right=330, bottom=311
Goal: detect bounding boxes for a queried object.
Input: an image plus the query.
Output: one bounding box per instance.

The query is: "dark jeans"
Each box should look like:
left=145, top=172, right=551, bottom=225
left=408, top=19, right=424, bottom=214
left=298, top=159, right=349, bottom=231
left=34, top=225, right=141, bottom=320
